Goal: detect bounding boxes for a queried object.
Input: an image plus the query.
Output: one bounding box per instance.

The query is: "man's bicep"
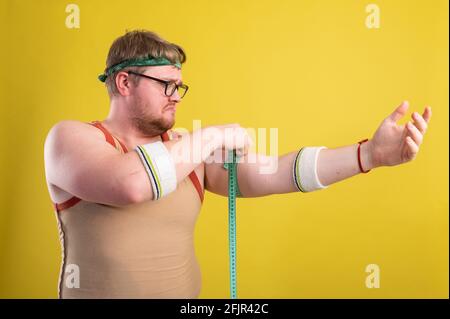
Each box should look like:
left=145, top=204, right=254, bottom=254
left=44, top=121, right=149, bottom=206
left=233, top=152, right=276, bottom=198
left=204, top=151, right=278, bottom=198
left=204, top=161, right=229, bottom=197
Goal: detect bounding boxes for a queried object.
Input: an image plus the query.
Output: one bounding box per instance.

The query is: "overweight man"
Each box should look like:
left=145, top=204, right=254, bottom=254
left=44, top=30, right=432, bottom=298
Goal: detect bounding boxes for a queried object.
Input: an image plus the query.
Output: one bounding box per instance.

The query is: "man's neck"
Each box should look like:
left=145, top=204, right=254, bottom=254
left=102, top=113, right=163, bottom=150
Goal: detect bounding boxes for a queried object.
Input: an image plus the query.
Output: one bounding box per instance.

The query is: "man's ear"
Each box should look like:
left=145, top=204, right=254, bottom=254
left=115, top=71, right=131, bottom=96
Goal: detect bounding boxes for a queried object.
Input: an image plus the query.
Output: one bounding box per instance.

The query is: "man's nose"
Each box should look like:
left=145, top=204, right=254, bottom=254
left=169, top=90, right=181, bottom=102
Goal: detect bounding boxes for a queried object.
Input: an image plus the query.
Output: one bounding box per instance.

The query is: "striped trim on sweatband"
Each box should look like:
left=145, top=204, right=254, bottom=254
left=135, top=141, right=177, bottom=200
left=293, top=146, right=328, bottom=192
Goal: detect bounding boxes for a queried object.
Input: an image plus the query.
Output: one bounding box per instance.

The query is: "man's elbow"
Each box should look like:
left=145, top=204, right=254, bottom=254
left=122, top=175, right=151, bottom=205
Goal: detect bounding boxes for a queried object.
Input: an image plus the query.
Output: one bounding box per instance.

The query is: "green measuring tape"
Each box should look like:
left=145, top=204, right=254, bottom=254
left=224, top=150, right=241, bottom=299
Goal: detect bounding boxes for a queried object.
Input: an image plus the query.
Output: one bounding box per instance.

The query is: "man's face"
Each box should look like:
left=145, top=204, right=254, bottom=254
left=128, top=65, right=182, bottom=136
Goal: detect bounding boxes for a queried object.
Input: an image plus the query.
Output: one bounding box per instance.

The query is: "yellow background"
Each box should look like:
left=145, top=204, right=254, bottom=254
left=0, top=0, right=448, bottom=298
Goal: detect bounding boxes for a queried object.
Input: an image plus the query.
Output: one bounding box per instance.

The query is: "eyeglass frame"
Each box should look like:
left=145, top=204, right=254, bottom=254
left=126, top=71, right=189, bottom=98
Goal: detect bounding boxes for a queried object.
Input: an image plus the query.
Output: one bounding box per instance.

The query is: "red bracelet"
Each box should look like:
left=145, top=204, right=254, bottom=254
left=357, top=139, right=371, bottom=174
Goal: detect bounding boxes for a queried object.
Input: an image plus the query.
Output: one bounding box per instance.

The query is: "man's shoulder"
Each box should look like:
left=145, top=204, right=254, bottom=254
left=44, top=120, right=104, bottom=152
left=47, top=120, right=100, bottom=139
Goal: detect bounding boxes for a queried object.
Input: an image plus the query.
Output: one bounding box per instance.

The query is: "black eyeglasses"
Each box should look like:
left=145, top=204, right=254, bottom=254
left=127, top=71, right=189, bottom=98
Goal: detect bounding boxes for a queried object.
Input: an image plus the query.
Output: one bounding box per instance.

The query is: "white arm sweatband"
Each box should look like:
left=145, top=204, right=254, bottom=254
left=135, top=141, right=177, bottom=200
left=293, top=146, right=328, bottom=192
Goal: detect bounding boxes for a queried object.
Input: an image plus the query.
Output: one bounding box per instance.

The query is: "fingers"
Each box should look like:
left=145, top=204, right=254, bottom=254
left=389, top=101, right=409, bottom=123
left=411, top=111, right=428, bottom=135
left=409, top=105, right=431, bottom=139
left=236, top=132, right=252, bottom=157
left=404, top=105, right=431, bottom=162
left=227, top=146, right=248, bottom=158
left=406, top=136, right=419, bottom=159
left=236, top=146, right=247, bottom=157
left=406, top=121, right=423, bottom=146
left=422, top=106, right=432, bottom=123
left=220, top=125, right=253, bottom=157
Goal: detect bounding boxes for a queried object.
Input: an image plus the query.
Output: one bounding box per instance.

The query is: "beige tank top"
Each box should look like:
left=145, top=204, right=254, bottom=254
left=53, top=121, right=205, bottom=298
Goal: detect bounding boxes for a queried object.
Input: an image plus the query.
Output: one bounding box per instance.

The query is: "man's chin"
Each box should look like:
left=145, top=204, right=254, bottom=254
left=163, top=118, right=175, bottom=131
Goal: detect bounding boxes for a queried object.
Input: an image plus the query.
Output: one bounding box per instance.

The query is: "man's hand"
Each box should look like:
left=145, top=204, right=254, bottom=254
left=368, top=101, right=432, bottom=168
left=201, top=123, right=254, bottom=159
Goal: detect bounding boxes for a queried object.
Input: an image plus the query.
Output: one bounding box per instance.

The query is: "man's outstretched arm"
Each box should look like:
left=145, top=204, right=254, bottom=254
left=205, top=101, right=432, bottom=198
left=205, top=141, right=373, bottom=197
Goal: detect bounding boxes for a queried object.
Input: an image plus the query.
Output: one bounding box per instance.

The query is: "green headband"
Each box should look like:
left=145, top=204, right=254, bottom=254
left=98, top=56, right=182, bottom=82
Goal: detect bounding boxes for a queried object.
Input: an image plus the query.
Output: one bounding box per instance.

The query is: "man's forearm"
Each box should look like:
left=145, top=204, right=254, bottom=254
left=238, top=140, right=378, bottom=196
left=316, top=141, right=377, bottom=187
left=265, top=141, right=376, bottom=196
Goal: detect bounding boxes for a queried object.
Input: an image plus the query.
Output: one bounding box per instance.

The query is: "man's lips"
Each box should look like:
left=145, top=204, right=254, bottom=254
left=165, top=105, right=176, bottom=112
